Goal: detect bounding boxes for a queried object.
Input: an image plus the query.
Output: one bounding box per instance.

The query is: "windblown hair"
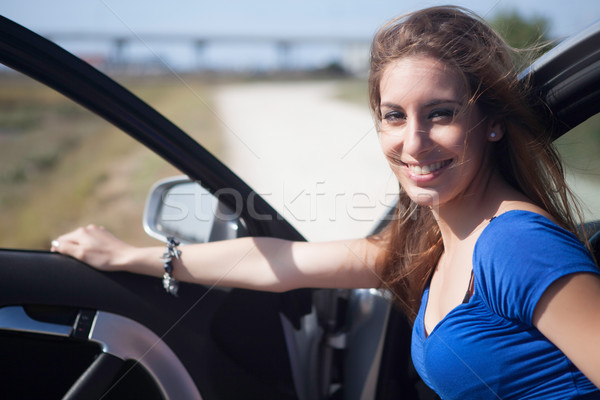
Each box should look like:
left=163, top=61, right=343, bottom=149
left=368, top=6, right=585, bottom=321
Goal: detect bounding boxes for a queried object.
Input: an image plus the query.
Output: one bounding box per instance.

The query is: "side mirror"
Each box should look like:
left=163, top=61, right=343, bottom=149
left=143, top=176, right=247, bottom=244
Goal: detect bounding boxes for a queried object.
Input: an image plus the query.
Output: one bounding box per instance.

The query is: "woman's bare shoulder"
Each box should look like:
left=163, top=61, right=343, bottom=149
left=497, top=200, right=555, bottom=223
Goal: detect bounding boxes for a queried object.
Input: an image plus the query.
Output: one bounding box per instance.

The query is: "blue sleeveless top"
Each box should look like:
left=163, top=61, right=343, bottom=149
left=411, top=211, right=600, bottom=399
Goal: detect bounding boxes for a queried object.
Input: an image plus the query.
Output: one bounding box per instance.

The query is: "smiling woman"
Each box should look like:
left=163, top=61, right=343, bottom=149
left=367, top=7, right=600, bottom=398
left=368, top=5, right=590, bottom=316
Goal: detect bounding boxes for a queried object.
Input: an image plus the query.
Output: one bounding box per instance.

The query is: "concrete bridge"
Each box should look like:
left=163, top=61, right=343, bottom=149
left=44, top=32, right=372, bottom=73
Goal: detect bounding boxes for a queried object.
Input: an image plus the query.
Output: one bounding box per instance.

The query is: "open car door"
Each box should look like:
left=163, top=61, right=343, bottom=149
left=0, top=16, right=318, bottom=400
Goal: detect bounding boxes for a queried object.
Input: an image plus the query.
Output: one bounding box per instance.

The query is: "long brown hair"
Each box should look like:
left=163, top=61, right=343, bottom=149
left=368, top=6, right=585, bottom=321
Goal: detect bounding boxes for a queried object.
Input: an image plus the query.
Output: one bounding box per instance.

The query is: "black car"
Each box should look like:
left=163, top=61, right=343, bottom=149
left=0, top=15, right=599, bottom=400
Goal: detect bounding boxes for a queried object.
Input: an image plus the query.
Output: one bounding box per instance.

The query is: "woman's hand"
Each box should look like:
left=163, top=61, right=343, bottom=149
left=51, top=224, right=135, bottom=271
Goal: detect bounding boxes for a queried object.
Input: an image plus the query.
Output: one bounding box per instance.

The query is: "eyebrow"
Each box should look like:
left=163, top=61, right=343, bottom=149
left=425, top=99, right=463, bottom=107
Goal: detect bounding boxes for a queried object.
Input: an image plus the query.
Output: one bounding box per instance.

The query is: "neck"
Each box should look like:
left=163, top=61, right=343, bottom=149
left=432, top=170, right=508, bottom=249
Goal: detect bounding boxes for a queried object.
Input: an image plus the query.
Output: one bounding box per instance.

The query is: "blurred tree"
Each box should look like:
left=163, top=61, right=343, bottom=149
left=490, top=9, right=553, bottom=70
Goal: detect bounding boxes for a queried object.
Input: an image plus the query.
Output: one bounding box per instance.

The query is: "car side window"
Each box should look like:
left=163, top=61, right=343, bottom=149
left=554, top=113, right=600, bottom=222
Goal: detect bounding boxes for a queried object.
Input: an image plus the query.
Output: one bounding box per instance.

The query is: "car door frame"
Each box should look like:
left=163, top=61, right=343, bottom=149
left=0, top=15, right=317, bottom=400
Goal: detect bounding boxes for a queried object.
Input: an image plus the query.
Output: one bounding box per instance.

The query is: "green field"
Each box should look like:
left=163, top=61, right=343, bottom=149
left=0, top=73, right=223, bottom=249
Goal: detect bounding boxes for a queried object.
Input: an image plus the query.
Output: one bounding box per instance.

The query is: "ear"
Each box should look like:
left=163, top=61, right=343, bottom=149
left=487, top=121, right=505, bottom=142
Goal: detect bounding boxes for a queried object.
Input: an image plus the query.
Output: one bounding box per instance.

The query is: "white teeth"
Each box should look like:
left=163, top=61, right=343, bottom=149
left=407, top=160, right=449, bottom=175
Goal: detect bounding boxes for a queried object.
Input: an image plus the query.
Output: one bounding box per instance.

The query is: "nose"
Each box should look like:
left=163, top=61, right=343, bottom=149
left=402, top=118, right=432, bottom=158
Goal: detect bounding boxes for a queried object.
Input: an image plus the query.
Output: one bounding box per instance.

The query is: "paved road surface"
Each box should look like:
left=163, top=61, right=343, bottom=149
left=214, top=80, right=398, bottom=241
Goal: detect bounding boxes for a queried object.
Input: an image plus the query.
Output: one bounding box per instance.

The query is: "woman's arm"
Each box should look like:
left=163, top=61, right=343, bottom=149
left=51, top=225, right=383, bottom=292
left=533, top=272, right=600, bottom=388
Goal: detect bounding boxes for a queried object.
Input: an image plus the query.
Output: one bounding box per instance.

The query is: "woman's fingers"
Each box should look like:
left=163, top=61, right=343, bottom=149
left=50, top=239, right=60, bottom=251
left=50, top=228, right=81, bottom=253
left=50, top=225, right=128, bottom=271
left=51, top=238, right=82, bottom=259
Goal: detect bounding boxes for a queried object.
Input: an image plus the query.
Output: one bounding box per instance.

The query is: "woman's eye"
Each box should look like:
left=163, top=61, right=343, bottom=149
left=429, top=109, right=456, bottom=120
left=383, top=111, right=405, bottom=122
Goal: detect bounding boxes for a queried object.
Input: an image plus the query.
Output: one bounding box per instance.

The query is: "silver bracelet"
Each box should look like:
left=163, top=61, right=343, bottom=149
left=161, top=237, right=181, bottom=296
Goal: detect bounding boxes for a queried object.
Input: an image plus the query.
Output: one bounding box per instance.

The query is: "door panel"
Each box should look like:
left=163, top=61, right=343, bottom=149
left=0, top=249, right=303, bottom=399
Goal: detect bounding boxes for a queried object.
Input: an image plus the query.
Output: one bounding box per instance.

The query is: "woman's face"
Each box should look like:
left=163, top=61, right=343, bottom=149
left=378, top=55, right=493, bottom=209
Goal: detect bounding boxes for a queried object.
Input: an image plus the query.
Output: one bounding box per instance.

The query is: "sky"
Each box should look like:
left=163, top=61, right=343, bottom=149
left=3, top=0, right=597, bottom=37
left=2, top=0, right=599, bottom=70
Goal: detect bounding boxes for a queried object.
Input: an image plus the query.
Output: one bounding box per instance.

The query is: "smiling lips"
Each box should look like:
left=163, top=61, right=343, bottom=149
left=406, top=159, right=453, bottom=176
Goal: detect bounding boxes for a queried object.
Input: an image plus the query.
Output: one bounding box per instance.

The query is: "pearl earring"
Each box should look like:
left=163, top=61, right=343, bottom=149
left=490, top=132, right=497, bottom=139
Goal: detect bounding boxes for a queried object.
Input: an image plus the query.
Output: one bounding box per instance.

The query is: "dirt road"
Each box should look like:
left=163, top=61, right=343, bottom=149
left=214, top=80, right=398, bottom=241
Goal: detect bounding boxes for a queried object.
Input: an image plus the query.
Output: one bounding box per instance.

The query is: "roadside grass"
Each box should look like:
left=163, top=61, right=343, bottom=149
left=554, top=114, right=600, bottom=172
left=0, top=73, right=222, bottom=249
left=554, top=114, right=600, bottom=220
left=334, top=77, right=369, bottom=109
